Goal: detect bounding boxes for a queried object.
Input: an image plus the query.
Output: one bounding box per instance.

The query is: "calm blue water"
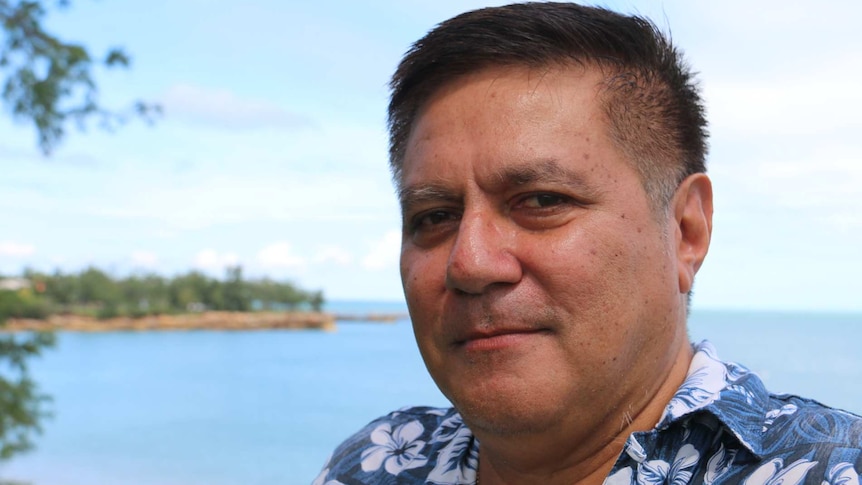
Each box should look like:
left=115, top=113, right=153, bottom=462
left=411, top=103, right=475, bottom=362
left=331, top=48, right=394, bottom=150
left=1, top=307, right=860, bottom=485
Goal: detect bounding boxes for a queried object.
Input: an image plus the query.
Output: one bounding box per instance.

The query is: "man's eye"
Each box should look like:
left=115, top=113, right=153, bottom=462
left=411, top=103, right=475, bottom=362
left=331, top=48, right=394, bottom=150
left=520, top=193, right=569, bottom=209
left=410, top=210, right=459, bottom=231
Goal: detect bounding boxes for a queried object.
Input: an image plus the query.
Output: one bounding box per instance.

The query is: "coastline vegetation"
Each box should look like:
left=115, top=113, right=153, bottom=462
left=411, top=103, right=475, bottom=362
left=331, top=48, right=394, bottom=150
left=0, top=266, right=324, bottom=325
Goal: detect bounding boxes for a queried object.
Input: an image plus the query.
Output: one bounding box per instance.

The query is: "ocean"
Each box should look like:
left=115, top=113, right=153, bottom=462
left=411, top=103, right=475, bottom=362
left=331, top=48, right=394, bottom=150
left=1, top=305, right=860, bottom=485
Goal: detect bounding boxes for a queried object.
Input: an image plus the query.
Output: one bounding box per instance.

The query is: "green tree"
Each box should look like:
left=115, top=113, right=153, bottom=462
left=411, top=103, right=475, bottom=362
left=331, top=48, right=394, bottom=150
left=76, top=267, right=121, bottom=318
left=222, top=266, right=250, bottom=312
left=0, top=289, right=49, bottom=321
left=279, top=284, right=306, bottom=310
left=1, top=0, right=159, bottom=463
left=121, top=274, right=166, bottom=316
left=0, top=275, right=54, bottom=462
left=140, top=274, right=170, bottom=314
left=42, top=270, right=78, bottom=307
left=0, top=331, right=54, bottom=460
left=0, top=0, right=159, bottom=154
left=169, top=271, right=209, bottom=312
left=309, top=290, right=324, bottom=312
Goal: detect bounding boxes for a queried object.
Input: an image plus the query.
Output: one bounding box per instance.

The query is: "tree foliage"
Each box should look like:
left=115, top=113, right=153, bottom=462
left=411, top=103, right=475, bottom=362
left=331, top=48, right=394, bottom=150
left=0, top=0, right=160, bottom=464
left=0, top=0, right=159, bottom=154
left=0, top=286, right=54, bottom=462
left=0, top=331, right=54, bottom=460
left=6, top=266, right=325, bottom=320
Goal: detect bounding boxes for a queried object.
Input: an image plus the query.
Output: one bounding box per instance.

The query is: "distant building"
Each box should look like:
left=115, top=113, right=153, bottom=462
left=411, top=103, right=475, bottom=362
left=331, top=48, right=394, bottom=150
left=0, top=278, right=31, bottom=291
left=187, top=302, right=206, bottom=313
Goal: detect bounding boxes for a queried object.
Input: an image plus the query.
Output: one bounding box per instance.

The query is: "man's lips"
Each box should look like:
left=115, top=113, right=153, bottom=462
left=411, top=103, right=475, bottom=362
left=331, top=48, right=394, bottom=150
left=456, top=328, right=551, bottom=352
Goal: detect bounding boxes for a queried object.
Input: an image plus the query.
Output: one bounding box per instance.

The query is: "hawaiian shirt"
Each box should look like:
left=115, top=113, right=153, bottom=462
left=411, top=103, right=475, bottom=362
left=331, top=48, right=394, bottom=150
left=314, top=341, right=862, bottom=484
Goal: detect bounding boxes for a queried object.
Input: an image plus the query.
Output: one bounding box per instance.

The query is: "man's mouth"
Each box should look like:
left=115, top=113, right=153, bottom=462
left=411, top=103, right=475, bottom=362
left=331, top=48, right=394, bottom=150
left=457, top=328, right=551, bottom=352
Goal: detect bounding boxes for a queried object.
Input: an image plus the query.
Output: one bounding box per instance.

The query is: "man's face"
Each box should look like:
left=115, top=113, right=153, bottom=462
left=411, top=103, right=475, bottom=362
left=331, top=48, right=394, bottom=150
left=399, top=65, right=691, bottom=436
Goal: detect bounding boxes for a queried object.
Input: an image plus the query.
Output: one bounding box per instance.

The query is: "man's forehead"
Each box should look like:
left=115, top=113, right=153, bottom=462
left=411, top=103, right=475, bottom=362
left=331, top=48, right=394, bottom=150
left=404, top=65, right=607, bottom=148
left=412, top=62, right=605, bottom=117
left=398, top=65, right=615, bottom=177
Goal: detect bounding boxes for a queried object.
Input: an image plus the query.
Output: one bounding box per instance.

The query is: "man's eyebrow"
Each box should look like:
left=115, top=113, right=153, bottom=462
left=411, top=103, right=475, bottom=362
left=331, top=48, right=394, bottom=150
left=398, top=184, right=461, bottom=213
left=493, top=159, right=600, bottom=197
left=498, top=159, right=577, bottom=184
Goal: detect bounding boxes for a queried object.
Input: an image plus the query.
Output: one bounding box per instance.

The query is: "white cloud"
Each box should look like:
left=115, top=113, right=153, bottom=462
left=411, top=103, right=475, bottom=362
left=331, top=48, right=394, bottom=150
left=0, top=241, right=35, bottom=258
left=257, top=242, right=306, bottom=269
left=313, top=245, right=353, bottom=266
left=667, top=0, right=862, bottom=142
left=826, top=213, right=862, bottom=233
left=76, top=165, right=398, bottom=232
left=705, top=71, right=862, bottom=137
left=685, top=0, right=861, bottom=33
left=193, top=249, right=240, bottom=269
left=714, top=145, right=862, bottom=217
left=130, top=251, right=159, bottom=268
left=361, top=230, right=401, bottom=271
left=161, top=83, right=313, bottom=130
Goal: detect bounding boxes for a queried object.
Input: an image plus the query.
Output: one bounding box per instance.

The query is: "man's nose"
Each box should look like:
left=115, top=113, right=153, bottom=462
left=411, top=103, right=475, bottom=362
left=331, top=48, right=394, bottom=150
left=445, top=212, right=522, bottom=294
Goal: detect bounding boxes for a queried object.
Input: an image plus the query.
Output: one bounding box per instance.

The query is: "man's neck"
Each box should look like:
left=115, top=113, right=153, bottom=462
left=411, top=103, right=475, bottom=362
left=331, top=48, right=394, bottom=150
left=474, top=341, right=694, bottom=485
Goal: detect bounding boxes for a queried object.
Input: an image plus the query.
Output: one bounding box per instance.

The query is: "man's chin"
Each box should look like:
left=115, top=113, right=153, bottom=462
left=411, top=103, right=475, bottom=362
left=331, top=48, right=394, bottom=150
left=447, top=383, right=566, bottom=437
left=457, top=400, right=563, bottom=437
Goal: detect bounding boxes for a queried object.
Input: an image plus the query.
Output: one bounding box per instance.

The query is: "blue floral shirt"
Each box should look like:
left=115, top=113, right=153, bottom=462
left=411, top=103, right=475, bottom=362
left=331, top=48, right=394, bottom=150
left=314, top=341, right=862, bottom=484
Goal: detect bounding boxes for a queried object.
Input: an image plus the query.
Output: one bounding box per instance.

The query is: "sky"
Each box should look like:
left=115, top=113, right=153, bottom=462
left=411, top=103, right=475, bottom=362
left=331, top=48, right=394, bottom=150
left=1, top=0, right=860, bottom=312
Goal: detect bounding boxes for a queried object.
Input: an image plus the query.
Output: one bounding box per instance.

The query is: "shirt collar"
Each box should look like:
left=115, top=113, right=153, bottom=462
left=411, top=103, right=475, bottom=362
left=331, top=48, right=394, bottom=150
left=656, top=340, right=770, bottom=458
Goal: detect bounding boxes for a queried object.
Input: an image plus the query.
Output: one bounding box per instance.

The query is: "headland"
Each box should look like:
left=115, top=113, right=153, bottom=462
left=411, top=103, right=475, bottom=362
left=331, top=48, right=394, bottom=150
left=0, top=310, right=412, bottom=333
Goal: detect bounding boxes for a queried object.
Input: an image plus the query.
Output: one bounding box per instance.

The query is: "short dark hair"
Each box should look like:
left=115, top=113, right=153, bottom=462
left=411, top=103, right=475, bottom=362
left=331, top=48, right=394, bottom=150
left=388, top=2, right=708, bottom=209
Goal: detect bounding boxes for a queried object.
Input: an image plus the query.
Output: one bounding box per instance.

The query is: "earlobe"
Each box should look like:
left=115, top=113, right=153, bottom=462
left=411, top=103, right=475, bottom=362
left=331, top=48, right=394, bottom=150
left=673, top=174, right=713, bottom=294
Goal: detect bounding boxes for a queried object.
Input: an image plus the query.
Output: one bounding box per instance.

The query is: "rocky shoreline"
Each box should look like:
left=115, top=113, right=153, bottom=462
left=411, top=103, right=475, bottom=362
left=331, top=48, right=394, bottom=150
left=333, top=312, right=409, bottom=323
left=2, top=311, right=334, bottom=332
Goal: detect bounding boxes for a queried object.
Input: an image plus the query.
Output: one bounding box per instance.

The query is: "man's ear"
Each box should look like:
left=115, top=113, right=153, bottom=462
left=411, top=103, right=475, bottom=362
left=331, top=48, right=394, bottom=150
left=672, top=173, right=713, bottom=294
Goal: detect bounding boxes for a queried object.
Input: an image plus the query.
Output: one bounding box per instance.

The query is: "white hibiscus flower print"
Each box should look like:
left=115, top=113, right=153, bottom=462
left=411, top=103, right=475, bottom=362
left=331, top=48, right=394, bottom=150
left=743, top=458, right=817, bottom=485
left=637, top=443, right=700, bottom=485
left=360, top=420, right=429, bottom=475
left=704, top=442, right=737, bottom=485
left=427, top=418, right=477, bottom=484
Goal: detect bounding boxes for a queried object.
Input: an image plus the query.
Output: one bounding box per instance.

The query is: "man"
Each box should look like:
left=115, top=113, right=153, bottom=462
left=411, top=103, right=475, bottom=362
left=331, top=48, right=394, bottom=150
left=315, top=3, right=862, bottom=484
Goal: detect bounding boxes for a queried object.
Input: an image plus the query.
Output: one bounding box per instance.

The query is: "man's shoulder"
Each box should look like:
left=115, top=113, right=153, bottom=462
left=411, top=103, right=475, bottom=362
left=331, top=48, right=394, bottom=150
left=676, top=341, right=862, bottom=454
left=650, top=342, right=862, bottom=484
left=708, top=348, right=862, bottom=458
left=313, top=406, right=478, bottom=485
